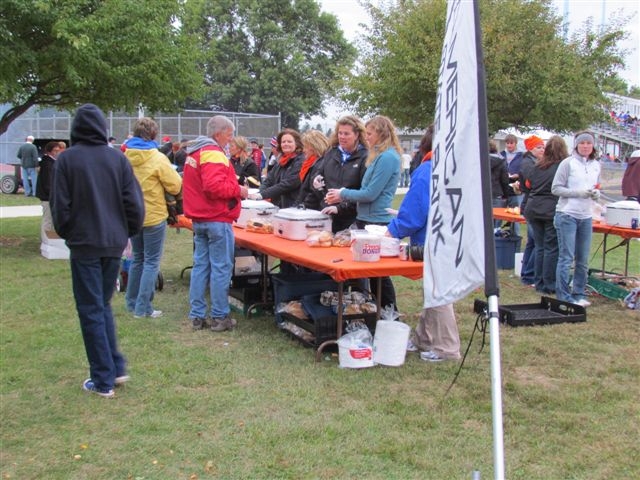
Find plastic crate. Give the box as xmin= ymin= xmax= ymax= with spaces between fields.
xmin=280 ymin=295 xmax=376 ymax=347
xmin=271 ymin=273 xmax=339 ymax=324
xmin=473 ymin=296 xmax=586 ymax=327
xmin=587 ymin=269 xmax=630 ymax=301
xmin=494 ymin=236 xmax=522 ymax=270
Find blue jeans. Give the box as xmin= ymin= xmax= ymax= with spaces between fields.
xmin=554 ymin=212 xmax=592 ymax=302
xmin=520 ymin=223 xmax=536 ymax=284
xmin=126 ymin=222 xmax=166 ymax=316
xmin=22 ymin=167 xmax=37 ymax=196
xmin=70 ymin=257 xmax=126 ymax=392
xmin=529 ymin=217 xmax=558 ymax=293
xmin=399 ymin=169 xmax=410 ymax=188
xmin=189 ymin=221 xmax=234 ymax=319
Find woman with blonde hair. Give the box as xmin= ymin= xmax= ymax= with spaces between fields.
xmin=296 ymin=129 xmax=330 ymax=209
xmin=312 ymin=115 xmax=369 ymax=232
xmin=325 ymin=115 xmax=402 ymax=310
xmin=229 ymin=136 xmax=260 ymax=187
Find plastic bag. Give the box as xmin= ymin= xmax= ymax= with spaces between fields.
xmin=380 ymin=304 xmax=400 ymax=321
xmin=623 ymin=288 xmax=640 ymax=310
xmin=339 ymin=323 xmax=373 ymax=348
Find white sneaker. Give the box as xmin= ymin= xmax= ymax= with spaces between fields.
xmin=574 ymin=299 xmax=591 ymax=307
xmin=420 ymin=350 xmax=444 ymax=362
xmin=115 ymin=375 xmax=130 ymax=386
xmin=134 ymin=310 xmax=163 ymax=319
xmin=406 ymin=339 xmax=418 ymax=352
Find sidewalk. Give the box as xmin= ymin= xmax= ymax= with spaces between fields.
xmin=0 ymin=188 xmax=409 ymax=220
xmin=0 ymin=205 xmax=42 ymax=219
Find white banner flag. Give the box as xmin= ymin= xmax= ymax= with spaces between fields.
xmin=423 ymin=0 xmax=486 ymax=307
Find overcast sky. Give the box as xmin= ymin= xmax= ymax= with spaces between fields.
xmin=318 ymin=0 xmax=639 ymax=87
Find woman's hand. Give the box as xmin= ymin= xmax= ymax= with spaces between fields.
xmin=321 ymin=206 xmax=338 ymax=215
xmin=325 ymin=188 xmax=342 ymax=205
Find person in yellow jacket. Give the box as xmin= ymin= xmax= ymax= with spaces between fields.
xmin=125 ymin=117 xmax=182 ymax=318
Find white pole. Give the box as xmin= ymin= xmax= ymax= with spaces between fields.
xmin=488 ymin=294 xmax=505 ymax=480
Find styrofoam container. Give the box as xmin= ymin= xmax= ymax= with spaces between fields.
xmin=272 ymin=208 xmax=332 ymax=240
xmin=372 ymin=320 xmax=410 ymax=366
xmin=40 ymin=239 xmax=70 ymax=260
xmin=604 ymin=201 xmax=640 ymax=228
xmin=350 ymin=230 xmax=381 ymax=262
xmin=236 ymin=199 xmax=278 ymax=228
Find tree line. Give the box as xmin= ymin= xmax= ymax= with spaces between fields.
xmin=1 ymin=0 xmax=636 ymax=136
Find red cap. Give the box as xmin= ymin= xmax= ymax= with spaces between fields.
xmin=162 ymin=136 xmax=171 ymax=143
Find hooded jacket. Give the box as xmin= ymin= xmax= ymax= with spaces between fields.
xmin=50 ymin=104 xmax=144 ymax=258
xmin=490 ymin=153 xmax=510 ymax=199
xmin=125 ymin=137 xmax=182 ymax=227
xmin=183 ymin=136 xmax=242 ymax=223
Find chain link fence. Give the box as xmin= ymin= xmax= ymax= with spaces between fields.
xmin=0 ymin=106 xmax=281 ymax=163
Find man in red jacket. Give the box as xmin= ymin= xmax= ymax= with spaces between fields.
xmin=183 ymin=116 xmax=248 ymax=331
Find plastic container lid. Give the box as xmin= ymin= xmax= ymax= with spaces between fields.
xmin=274 ymin=207 xmax=330 ymax=221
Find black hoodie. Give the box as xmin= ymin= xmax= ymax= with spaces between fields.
xmin=50 ymin=104 xmax=144 ymax=258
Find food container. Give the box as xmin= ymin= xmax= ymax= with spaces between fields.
xmin=236 ymin=199 xmax=278 ymax=228
xmin=350 ymin=230 xmax=381 ymax=262
xmin=380 ymin=237 xmax=400 ymax=257
xmin=362 ymin=225 xmax=399 ymax=257
xmin=272 ymin=207 xmax=332 ymax=241
xmin=604 ymin=201 xmax=640 ymax=228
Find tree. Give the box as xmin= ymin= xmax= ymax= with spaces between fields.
xmin=0 ymin=0 xmax=204 ymax=135
xmin=182 ymin=0 xmax=357 ymax=129
xmin=346 ymin=0 xmax=632 ymax=133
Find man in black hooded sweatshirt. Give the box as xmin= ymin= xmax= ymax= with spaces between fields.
xmin=51 ymin=104 xmax=144 ymax=398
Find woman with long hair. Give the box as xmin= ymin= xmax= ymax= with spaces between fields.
xmin=325 ymin=115 xmax=402 ymax=310
xmin=386 ymin=124 xmax=461 ymax=362
xmin=551 ymin=131 xmax=601 ymax=307
xmin=521 ymin=135 xmax=568 ymax=294
xmin=229 ymin=136 xmax=260 ymax=187
xmin=296 ymin=129 xmax=330 ymax=209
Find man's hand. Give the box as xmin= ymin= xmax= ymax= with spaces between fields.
xmin=240 ymin=186 xmax=249 ymax=199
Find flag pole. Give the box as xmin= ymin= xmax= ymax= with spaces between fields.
xmin=472 ymin=1 xmax=506 ymax=478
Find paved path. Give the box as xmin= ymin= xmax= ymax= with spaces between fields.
xmin=0 ymin=188 xmax=409 ymax=220
xmin=0 ymin=205 xmax=42 ymax=219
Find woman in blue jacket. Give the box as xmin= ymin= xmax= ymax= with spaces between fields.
xmin=325 ymin=115 xmax=401 ymax=310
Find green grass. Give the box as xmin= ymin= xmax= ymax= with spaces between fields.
xmin=1 ymin=209 xmax=639 ymax=479
xmin=0 ymin=193 xmax=41 ymax=207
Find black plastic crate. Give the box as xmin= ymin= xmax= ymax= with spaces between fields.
xmin=473 ymin=296 xmax=586 ymax=327
xmin=271 ymin=273 xmax=339 ymax=324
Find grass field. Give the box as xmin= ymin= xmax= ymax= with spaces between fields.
xmin=1 ymin=194 xmax=639 ymax=479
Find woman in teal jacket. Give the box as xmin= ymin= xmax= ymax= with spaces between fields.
xmin=325 ymin=115 xmax=402 ymax=309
